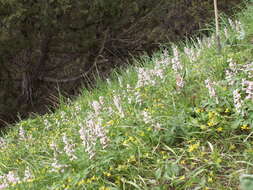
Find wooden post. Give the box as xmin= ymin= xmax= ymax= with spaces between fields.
xmin=214 ymin=0 xmax=221 ymax=54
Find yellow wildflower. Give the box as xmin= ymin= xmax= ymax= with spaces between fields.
xmin=188 ymin=142 xmax=200 ymax=152
xmin=200 ymin=125 xmax=207 ymax=130
xmin=179 ymin=175 xmax=185 ymax=180
xmin=103 ymin=172 xmax=111 ymax=177
xmin=207 ymin=121 xmax=215 ymax=127
xmin=99 ymin=186 xmax=110 ymax=190
xmin=216 ymin=127 xmax=223 ymax=132
xmin=241 ymin=124 xmax=250 ymax=130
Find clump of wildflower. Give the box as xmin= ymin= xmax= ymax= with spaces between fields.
xmin=172 ymin=46 xmax=183 ymax=72
xmin=172 ymin=46 xmax=185 ymax=90
xmin=242 ymin=62 xmax=253 ymax=78
xmin=242 ymin=80 xmax=253 ymax=100
xmin=225 ymin=58 xmax=238 ymax=86
xmin=223 ymin=27 xmax=229 ymax=39
xmin=0 ymin=137 xmax=6 ymax=148
xmin=50 ymin=142 xmax=62 ymax=156
xmin=91 ymin=100 xmax=102 ymax=116
xmin=44 ymin=119 xmax=52 ymax=130
xmin=156 ymin=49 xmax=171 ymax=67
xmin=233 ymin=89 xmax=243 ymax=113
xmin=62 ymin=133 xmax=77 ymax=160
xmin=6 ymin=171 xmax=21 ymax=185
xmin=113 ymin=95 xmax=124 ymax=117
xmin=141 ymin=111 xmax=152 ymax=124
xmin=79 ymin=118 xmax=109 ymax=159
xmin=19 ymin=126 xmax=26 ymax=140
xmin=79 ymin=123 xmax=96 ymax=159
xmin=205 ymin=79 xmax=219 ymax=104
xmin=51 ymin=157 xmax=68 ymax=173
xmin=23 ymin=168 xmax=34 ymax=182
xmin=184 ymin=47 xmax=200 ymax=62
xmin=228 ymin=19 xmax=245 ymax=40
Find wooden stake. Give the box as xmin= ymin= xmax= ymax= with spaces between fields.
xmin=214 ymin=0 xmax=221 ymax=54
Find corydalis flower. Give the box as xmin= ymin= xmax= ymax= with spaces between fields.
xmin=176 ymin=74 xmax=185 ymax=90
xmin=184 ymin=47 xmax=200 ymax=63
xmin=228 ymin=19 xmax=245 ymax=40
xmin=6 ymin=171 xmax=20 ymax=185
xmin=225 ymin=58 xmax=238 ymax=86
xmin=91 ymin=100 xmax=102 ymax=116
xmin=19 ymin=126 xmax=26 ymax=140
xmin=79 ymin=125 xmax=95 ymax=159
xmin=79 ymin=118 xmax=109 ymax=159
xmin=113 ymin=95 xmax=124 ymax=117
xmin=23 ymin=168 xmax=33 ymax=182
xmin=242 ymin=80 xmax=253 ymax=100
xmin=172 ymin=46 xmax=185 ymax=91
xmin=51 ymin=157 xmax=68 ymax=173
xmin=136 ymin=68 xmax=155 ymax=88
xmin=0 ymin=137 xmax=6 ymax=149
xmin=62 ymin=133 xmax=77 ymax=160
xmin=205 ymin=79 xmax=218 ymax=103
xmin=233 ymin=89 xmax=243 ymax=113
xmin=141 ymin=111 xmax=152 ymax=124
xmin=136 ymin=67 xmax=164 ymax=88
xmin=172 ymin=46 xmax=183 ymax=72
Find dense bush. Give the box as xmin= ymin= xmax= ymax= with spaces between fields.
xmin=0 ymin=0 xmax=243 ymax=126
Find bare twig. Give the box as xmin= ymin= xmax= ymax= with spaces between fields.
xmin=214 ymin=0 xmax=221 ymax=54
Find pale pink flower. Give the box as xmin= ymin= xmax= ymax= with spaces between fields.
xmin=113 ymin=95 xmax=124 ymax=117
xmin=62 ymin=133 xmax=77 ymax=160
xmin=91 ymin=101 xmax=102 ymax=116
xmin=51 ymin=158 xmax=68 ymax=173
xmin=233 ymin=89 xmax=243 ymax=113
xmin=141 ymin=111 xmax=152 ymax=124
xmin=19 ymin=127 xmax=25 ymax=140
xmin=6 ymin=171 xmax=20 ymax=185
xmin=172 ymin=46 xmax=183 ymax=72
xmin=205 ymin=79 xmax=218 ymax=103
xmin=242 ymin=80 xmax=253 ymax=100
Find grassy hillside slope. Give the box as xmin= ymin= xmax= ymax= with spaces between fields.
xmin=0 ymin=2 xmax=253 ymax=190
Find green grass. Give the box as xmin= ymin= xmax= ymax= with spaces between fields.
xmin=1 ymin=2 xmax=253 ymax=190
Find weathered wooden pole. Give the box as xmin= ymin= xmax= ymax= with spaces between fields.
xmin=214 ymin=0 xmax=221 ymax=54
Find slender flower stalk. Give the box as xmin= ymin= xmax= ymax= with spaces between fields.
xmin=113 ymin=95 xmax=125 ymax=117
xmin=233 ymin=89 xmax=243 ymax=113
xmin=19 ymin=127 xmax=26 ymax=140
xmin=205 ymin=79 xmax=219 ymax=103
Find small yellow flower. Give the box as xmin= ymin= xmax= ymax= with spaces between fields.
xmin=241 ymin=124 xmax=250 ymax=130
xmin=188 ymin=142 xmax=200 ymax=152
xmin=139 ymin=131 xmax=145 ymax=137
xmin=229 ymin=144 xmax=236 ymax=150
xmin=208 ymin=177 xmax=213 ymax=182
xmin=195 ymin=108 xmax=202 ymax=113
xmin=102 ymin=171 xmax=110 ymax=176
xmin=180 ymin=160 xmax=186 ymax=165
xmin=216 ymin=127 xmax=223 ymax=132
xmin=207 ymin=121 xmax=215 ymax=127
xmin=179 ymin=175 xmax=185 ymax=180
xmin=99 ymin=186 xmax=110 ymax=190
xmin=225 ymin=108 xmax=230 ymax=113
xmin=200 ymin=125 xmax=207 ymax=130
xmin=77 ymin=179 xmax=86 ymax=186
